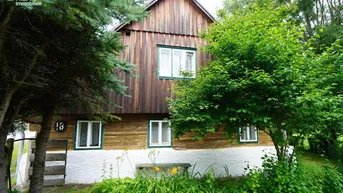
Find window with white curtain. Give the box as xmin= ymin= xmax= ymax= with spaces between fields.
xmin=158 ymin=46 xmax=196 ymax=78
xmin=149 ymin=120 xmax=171 ymax=147
xmin=239 ymin=126 xmax=258 ymax=142
xmin=75 ymin=120 xmax=102 ymax=149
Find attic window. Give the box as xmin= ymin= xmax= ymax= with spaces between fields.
xmin=125 ymin=30 xmax=131 ymax=36
xmin=158 ymin=46 xmax=196 ymax=79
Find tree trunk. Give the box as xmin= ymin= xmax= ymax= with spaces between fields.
xmin=29 ymin=107 xmax=55 ymax=193
xmin=268 ymin=129 xmax=289 ymax=163
xmin=0 ymin=99 xmax=23 ymax=193
xmin=0 ymin=125 xmax=9 ymax=192
xmin=330 ymin=127 xmax=338 ymax=141
xmin=0 ymin=5 xmax=15 ymax=64
xmin=288 ymin=137 xmax=299 ymax=165
xmin=304 ymin=12 xmax=313 ymax=39
xmin=6 ymin=139 xmax=14 ymax=192
xmin=0 ymin=90 xmax=15 ymax=131
xmin=0 ymin=6 xmax=15 ymax=127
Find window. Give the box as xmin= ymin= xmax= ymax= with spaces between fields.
xmin=75 ymin=120 xmax=103 ymax=149
xmin=158 ymin=46 xmax=196 ymax=78
xmin=239 ymin=126 xmax=258 ymax=142
xmin=149 ymin=120 xmax=171 ymax=147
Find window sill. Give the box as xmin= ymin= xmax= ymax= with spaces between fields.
xmin=158 ymin=76 xmax=195 ymax=80
xmin=74 ymin=147 xmax=102 ymax=150
xmin=239 ymin=140 xmax=258 ymax=144
xmin=148 ymin=145 xmax=172 ymax=148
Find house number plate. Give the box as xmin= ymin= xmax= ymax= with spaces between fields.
xmin=54 ymin=121 xmax=67 ymax=132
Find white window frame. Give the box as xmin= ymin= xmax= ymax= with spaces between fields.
xmin=149 ymin=120 xmax=172 ymax=147
xmin=239 ymin=126 xmax=258 ymax=142
xmin=75 ymin=120 xmax=103 ymax=149
xmin=159 ymin=48 xmax=172 ymax=77
xmin=158 ymin=46 xmax=196 ymax=79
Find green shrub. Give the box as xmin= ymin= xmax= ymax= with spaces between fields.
xmin=90 ymin=154 xmax=343 ymax=193
xmin=243 ymin=154 xmax=343 ymax=193
xmin=243 ymin=159 xmax=309 ymax=193
xmin=9 ymin=189 xmax=20 ymax=193
xmin=322 ymin=166 xmax=343 ymax=193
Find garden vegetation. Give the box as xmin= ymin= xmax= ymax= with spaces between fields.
xmin=48 ymin=153 xmax=343 ymax=193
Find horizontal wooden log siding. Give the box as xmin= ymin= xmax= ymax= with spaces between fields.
xmin=29 ymin=116 xmax=76 ymax=150
xmin=30 ymin=114 xmax=274 ymax=150
xmin=173 ymin=130 xmax=273 ymax=149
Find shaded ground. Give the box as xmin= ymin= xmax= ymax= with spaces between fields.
xmin=297 ymin=150 xmax=334 ymax=166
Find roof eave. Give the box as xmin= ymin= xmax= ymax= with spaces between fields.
xmin=192 ymin=0 xmax=215 ymax=22
xmin=114 ymin=0 xmax=215 ymax=32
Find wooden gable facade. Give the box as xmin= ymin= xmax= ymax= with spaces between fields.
xmin=31 ymin=0 xmax=274 ymax=150
xmin=106 ymin=0 xmax=213 ymax=114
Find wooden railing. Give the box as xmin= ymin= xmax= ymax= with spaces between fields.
xmin=29 ymin=139 xmax=68 ymax=187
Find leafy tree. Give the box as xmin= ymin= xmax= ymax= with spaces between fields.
xmin=296 ymin=0 xmax=343 ymax=43
xmin=169 ymin=1 xmax=343 ymax=163
xmin=221 ymin=0 xmax=343 ymax=52
xmin=220 ymin=0 xmax=255 ymax=16
xmin=222 ymin=0 xmax=343 ymax=157
xmin=0 ymin=0 xmax=146 ymax=192
xmin=0 ymin=3 xmax=51 ymax=191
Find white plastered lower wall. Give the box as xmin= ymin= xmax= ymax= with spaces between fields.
xmin=65 ymin=146 xmax=275 ymax=184
xmin=17 ymin=146 xmax=275 ymax=185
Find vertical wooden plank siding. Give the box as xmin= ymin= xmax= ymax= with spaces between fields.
xmin=139 ymin=31 xmax=146 ymax=113
xmin=134 ymin=31 xmax=140 ymax=112
xmin=153 ymin=33 xmax=159 ymax=112
xmin=124 ymin=0 xmax=212 ymax=35
xmin=108 ymin=0 xmax=212 ymax=114
xmin=112 ymin=33 xmax=210 ymax=114
xmin=146 ymin=33 xmax=152 ymax=112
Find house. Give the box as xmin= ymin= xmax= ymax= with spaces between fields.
xmin=23 ymin=0 xmax=274 ymax=184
